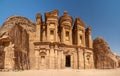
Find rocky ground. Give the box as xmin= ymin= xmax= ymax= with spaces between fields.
xmin=0 ymin=68 xmax=120 ymax=76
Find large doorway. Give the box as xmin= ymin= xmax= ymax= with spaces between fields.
xmin=65 ymin=55 xmax=71 ymax=67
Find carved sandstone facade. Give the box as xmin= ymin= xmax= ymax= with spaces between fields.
xmin=0 ymin=10 xmax=94 ymax=70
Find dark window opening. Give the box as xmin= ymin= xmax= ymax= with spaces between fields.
xmin=50 ymin=30 xmax=54 ymax=35
xmin=41 ymin=56 xmax=45 ymax=59
xmin=66 ymin=31 xmax=69 ymax=37
xmin=80 ymin=35 xmax=82 ymax=40
xmin=80 ymin=35 xmax=82 ymax=44
xmin=65 ymin=55 xmax=71 ymax=67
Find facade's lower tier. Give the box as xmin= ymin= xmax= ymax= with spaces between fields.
xmin=33 ymin=42 xmax=94 ymax=69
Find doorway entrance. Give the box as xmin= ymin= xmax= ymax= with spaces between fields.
xmin=65 ymin=55 xmax=71 ymax=67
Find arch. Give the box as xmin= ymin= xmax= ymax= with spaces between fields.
xmin=39 ymin=52 xmax=46 ymax=56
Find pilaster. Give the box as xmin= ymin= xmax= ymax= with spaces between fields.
xmin=55 ymin=49 xmax=58 ymax=69
xmin=78 ymin=48 xmax=84 ymax=69
xmin=49 ymin=46 xmax=55 ymax=69
xmin=46 ymin=49 xmax=50 ymax=69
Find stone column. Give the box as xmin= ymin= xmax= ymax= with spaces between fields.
xmin=78 ymin=48 xmax=84 ymax=69
xmin=42 ymin=30 xmax=46 ymax=41
xmin=49 ymin=46 xmax=55 ymax=69
xmin=73 ymin=53 xmax=75 ymax=69
xmin=84 ymin=49 xmax=87 ymax=69
xmin=47 ymin=22 xmax=50 ymax=42
xmin=46 ymin=49 xmax=50 ymax=69
xmin=77 ymin=31 xmax=79 ymax=45
xmin=89 ymin=35 xmax=93 ymax=48
xmin=62 ymin=27 xmax=65 ymax=43
xmin=70 ymin=28 xmax=72 ymax=45
xmin=61 ymin=50 xmax=64 ymax=69
xmin=63 ymin=53 xmax=65 ymax=69
xmin=35 ymin=50 xmax=39 ymax=69
xmin=55 ymin=23 xmax=58 ymax=42
xmin=54 ymin=49 xmax=58 ymax=69
xmin=57 ymin=50 xmax=60 ymax=69
xmin=71 ymin=55 xmax=74 ymax=69
xmin=83 ymin=31 xmax=86 ymax=47
xmin=74 ymin=52 xmax=78 ymax=69
xmin=36 ymin=24 xmax=41 ymax=41
xmin=90 ymin=52 xmax=94 ymax=68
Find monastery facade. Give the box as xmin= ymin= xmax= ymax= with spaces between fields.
xmin=0 ymin=10 xmax=94 ymax=70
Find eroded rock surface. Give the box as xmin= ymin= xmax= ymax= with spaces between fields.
xmin=93 ymin=37 xmax=119 ymax=69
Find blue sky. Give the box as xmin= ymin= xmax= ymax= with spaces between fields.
xmin=0 ymin=0 xmax=120 ymax=55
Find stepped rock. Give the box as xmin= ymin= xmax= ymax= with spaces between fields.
xmin=93 ymin=37 xmax=119 ymax=69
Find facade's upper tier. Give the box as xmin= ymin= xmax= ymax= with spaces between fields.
xmin=0 ymin=10 xmax=92 ymax=48
xmin=36 ymin=10 xmax=85 ymax=28
xmin=35 ymin=10 xmax=92 ymax=48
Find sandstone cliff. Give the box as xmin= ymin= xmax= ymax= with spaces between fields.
xmin=0 ymin=16 xmax=35 ymax=70
xmin=0 ymin=45 xmax=5 ymax=69
xmin=93 ymin=37 xmax=119 ymax=69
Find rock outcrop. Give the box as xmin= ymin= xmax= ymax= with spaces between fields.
xmin=0 ymin=45 xmax=5 ymax=69
xmin=0 ymin=16 xmax=35 ymax=70
xmin=93 ymin=37 xmax=119 ymax=69
xmin=116 ymin=56 xmax=120 ymax=67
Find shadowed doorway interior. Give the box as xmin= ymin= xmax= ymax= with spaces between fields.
xmin=65 ymin=55 xmax=71 ymax=67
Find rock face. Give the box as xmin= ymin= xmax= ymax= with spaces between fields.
xmin=0 ymin=45 xmax=5 ymax=69
xmin=93 ymin=37 xmax=119 ymax=69
xmin=0 ymin=16 xmax=35 ymax=70
xmin=116 ymin=56 xmax=120 ymax=67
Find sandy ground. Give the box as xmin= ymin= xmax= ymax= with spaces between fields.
xmin=0 ymin=68 xmax=120 ymax=76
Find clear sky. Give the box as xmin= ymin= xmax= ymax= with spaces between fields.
xmin=0 ymin=0 xmax=120 ymax=55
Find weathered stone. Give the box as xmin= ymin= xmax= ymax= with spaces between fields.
xmin=0 ymin=10 xmax=119 ymax=70
xmin=93 ymin=37 xmax=119 ymax=69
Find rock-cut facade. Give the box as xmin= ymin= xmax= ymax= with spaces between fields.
xmin=0 ymin=10 xmax=94 ymax=70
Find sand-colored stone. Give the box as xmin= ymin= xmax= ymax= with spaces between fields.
xmin=0 ymin=10 xmax=119 ymax=70
xmin=93 ymin=37 xmax=119 ymax=69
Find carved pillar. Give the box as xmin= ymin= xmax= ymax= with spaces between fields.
xmin=42 ymin=29 xmax=46 ymax=41
xmin=85 ymin=27 xmax=93 ymax=48
xmin=62 ymin=27 xmax=65 ymax=43
xmin=46 ymin=49 xmax=50 ymax=69
xmin=73 ymin=53 xmax=75 ymax=69
xmin=54 ymin=49 xmax=58 ymax=69
xmin=83 ymin=31 xmax=86 ymax=47
xmin=47 ymin=23 xmax=50 ymax=42
xmin=71 ymin=54 xmax=74 ymax=69
xmin=61 ymin=50 xmax=64 ymax=69
xmin=84 ymin=49 xmax=87 ymax=69
xmin=55 ymin=23 xmax=58 ymax=42
xmin=36 ymin=13 xmax=42 ymax=41
xmin=49 ymin=46 xmax=55 ymax=69
xmin=89 ymin=35 xmax=93 ymax=48
xmin=74 ymin=52 xmax=78 ymax=69
xmin=70 ymin=28 xmax=72 ymax=45
xmin=78 ymin=48 xmax=84 ymax=69
xmin=90 ymin=52 xmax=94 ymax=68
xmin=35 ymin=50 xmax=39 ymax=69
xmin=63 ymin=52 xmax=65 ymax=69
xmin=57 ymin=50 xmax=61 ymax=69
xmin=77 ymin=31 xmax=79 ymax=45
